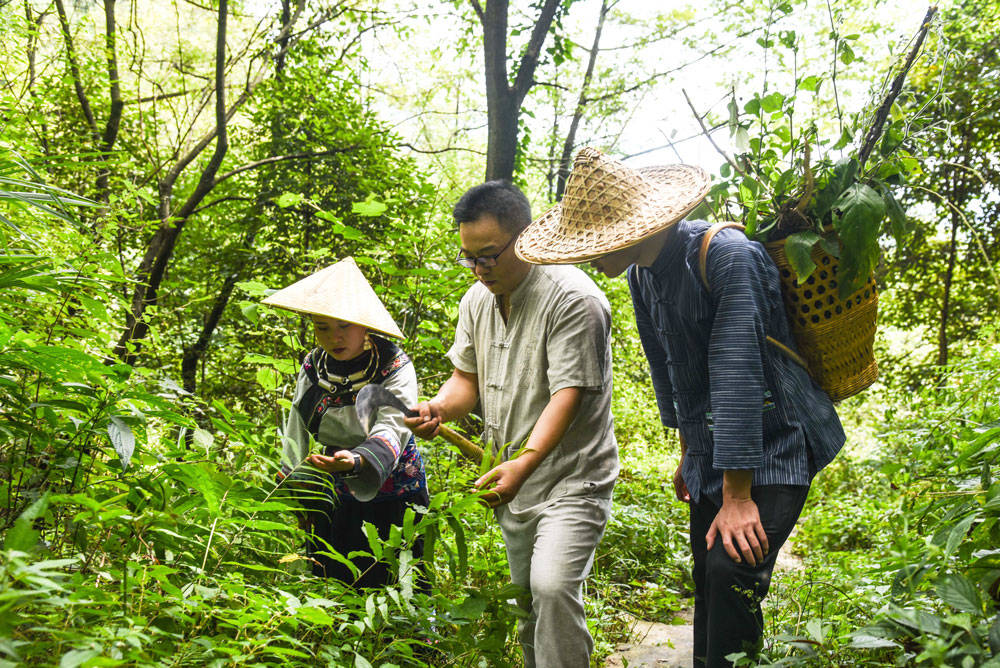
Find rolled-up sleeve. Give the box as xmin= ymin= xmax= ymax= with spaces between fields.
xmin=706 ymin=235 xmax=768 ymax=470
xmin=546 ymin=295 xmax=610 ymax=394
xmin=446 ymin=292 xmax=477 ymax=374
xmin=628 ymin=267 xmax=678 ymax=428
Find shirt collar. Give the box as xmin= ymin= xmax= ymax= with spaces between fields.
xmin=494 ymin=264 xmax=539 ymax=313
xmin=648 ymin=221 xmax=688 ymax=278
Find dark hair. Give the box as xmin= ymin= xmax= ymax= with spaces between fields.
xmin=452 ymin=181 xmax=532 ymax=234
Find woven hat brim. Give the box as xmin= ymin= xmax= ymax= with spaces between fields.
xmin=516 ymin=164 xmax=711 ymax=265
xmin=261 ymin=258 xmax=405 ymax=339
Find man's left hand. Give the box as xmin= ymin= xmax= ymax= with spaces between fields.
xmin=474 ymin=459 xmax=530 ymax=508
xmin=705 ymin=496 xmax=769 ymax=566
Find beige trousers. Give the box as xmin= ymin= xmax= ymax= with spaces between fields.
xmin=496 ymin=495 xmax=612 ymax=668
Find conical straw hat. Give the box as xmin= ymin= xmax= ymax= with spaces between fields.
xmin=262 ymin=257 xmax=404 ymax=339
xmin=516 ymin=147 xmax=711 ymax=264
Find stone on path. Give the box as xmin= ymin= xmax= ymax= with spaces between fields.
xmin=604 ymin=611 xmax=694 ymax=668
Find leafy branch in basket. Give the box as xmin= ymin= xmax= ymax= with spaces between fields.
xmin=695 ymin=5 xmax=939 ymax=298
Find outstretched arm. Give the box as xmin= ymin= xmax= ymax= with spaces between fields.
xmin=404 ymin=367 xmax=479 ymax=439
xmin=474 ymin=386 xmax=583 ymax=507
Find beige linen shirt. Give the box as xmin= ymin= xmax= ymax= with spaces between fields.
xmin=447 ymin=265 xmax=619 ymax=515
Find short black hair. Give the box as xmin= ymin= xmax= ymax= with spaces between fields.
xmin=452 ymin=181 xmax=532 ymax=235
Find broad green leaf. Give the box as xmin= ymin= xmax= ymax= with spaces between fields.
xmin=784 ymin=231 xmax=821 ymax=283
xmin=989 ymin=614 xmax=1000 ymax=654
xmin=832 ymin=182 xmax=884 ymax=296
xmin=239 ymin=301 xmax=259 ymax=322
xmin=832 ymin=127 xmax=853 ymax=151
xmin=760 ymin=92 xmax=785 ymax=113
xmin=799 ymin=75 xmax=822 ymax=92
xmin=275 ymin=192 xmax=304 ymax=208
xmin=452 ymin=594 xmax=488 ymax=619
xmin=107 ymin=416 xmax=135 ymax=470
xmin=883 ymin=188 xmax=909 ymax=242
xmin=806 ymin=619 xmax=825 ymax=643
xmin=839 ymin=41 xmax=856 ymax=65
xmin=352 ymin=198 xmax=387 ymax=217
xmin=363 ymin=522 xmax=383 ymax=559
xmin=4 ymin=492 xmax=50 ymax=552
xmin=888 ymin=608 xmax=944 ymax=635
xmin=236 ymin=280 xmax=271 ymax=297
xmin=296 ymin=605 xmax=333 ymax=625
xmin=193 ymin=428 xmax=214 ymax=451
xmin=850 ymin=633 xmax=899 ymax=649
xmin=256 ymin=367 xmax=281 ymax=391
xmin=354 ymin=654 xmax=373 ymax=668
xmin=733 ymin=127 xmax=750 ymax=153
xmin=945 ymin=514 xmax=977 ymax=555
xmin=60 ymin=649 xmax=99 ymax=668
xmin=935 ymin=574 xmax=982 ymax=613
xmin=812 ymin=159 xmax=858 ymax=220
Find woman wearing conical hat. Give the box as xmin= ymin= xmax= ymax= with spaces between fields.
xmin=263 ymin=257 xmax=428 ymax=587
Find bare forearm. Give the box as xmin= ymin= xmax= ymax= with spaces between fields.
xmin=474 ymin=386 xmax=584 ymax=507
xmin=516 ymin=387 xmax=583 ymax=474
xmin=722 ymin=469 xmax=754 ymax=501
xmin=433 ymin=368 xmax=479 ymax=422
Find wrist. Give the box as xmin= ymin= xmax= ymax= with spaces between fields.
xmin=722 ymin=469 xmax=754 ymax=501
xmin=429 ymin=397 xmax=448 ymax=423
xmin=342 ymin=451 xmax=363 ymax=478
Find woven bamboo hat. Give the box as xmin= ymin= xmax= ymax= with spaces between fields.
xmin=516 ymin=147 xmax=711 ymax=264
xmin=261 ymin=257 xmax=404 ymax=339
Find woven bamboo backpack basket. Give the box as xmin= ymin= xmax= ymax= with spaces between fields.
xmin=700 ymin=222 xmax=879 ymax=402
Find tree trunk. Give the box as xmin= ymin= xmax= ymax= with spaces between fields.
xmin=113 ymin=0 xmax=230 ymax=364
xmin=555 ymin=0 xmax=611 ymax=200
xmin=476 ymin=0 xmax=564 ymax=182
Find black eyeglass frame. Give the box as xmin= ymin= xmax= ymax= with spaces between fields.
xmin=454 ymin=233 xmax=519 ymax=269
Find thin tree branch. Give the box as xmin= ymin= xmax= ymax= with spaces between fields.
xmin=469 ymin=0 xmax=484 ymax=24
xmin=189 ymin=195 xmax=254 ymax=217
xmin=54 ymin=0 xmax=98 ymax=141
xmin=395 ymin=143 xmax=486 ymax=156
xmin=210 ymin=148 xmax=362 ymax=188
xmin=512 ymin=0 xmax=562 ymax=101
xmin=683 ymin=88 xmax=749 ymax=180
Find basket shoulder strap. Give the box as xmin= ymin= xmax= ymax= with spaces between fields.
xmin=698 ymin=222 xmax=746 ymax=292
xmin=697 ymin=222 xmax=812 ymax=373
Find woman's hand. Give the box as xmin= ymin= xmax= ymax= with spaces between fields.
xmin=306 ymin=450 xmax=356 ymax=474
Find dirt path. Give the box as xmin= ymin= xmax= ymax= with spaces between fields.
xmin=604 ymin=545 xmax=804 ymax=667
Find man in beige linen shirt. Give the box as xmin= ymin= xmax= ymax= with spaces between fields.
xmin=406 ymin=181 xmax=618 ymax=667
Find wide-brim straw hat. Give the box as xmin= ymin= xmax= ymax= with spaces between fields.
xmin=516 ymin=147 xmax=711 ymax=264
xmin=261 ymin=257 xmax=404 ymax=339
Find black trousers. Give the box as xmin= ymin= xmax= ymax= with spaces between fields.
xmin=690 ymin=484 xmax=809 ymax=667
xmin=303 ymin=484 xmax=429 ymax=590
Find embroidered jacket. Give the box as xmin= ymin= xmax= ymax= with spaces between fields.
xmin=280 ymin=335 xmax=427 ymax=503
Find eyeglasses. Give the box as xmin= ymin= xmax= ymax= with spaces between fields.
xmin=454 ymin=233 xmax=518 ymax=269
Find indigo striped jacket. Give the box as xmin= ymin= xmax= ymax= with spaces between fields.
xmin=628 ymin=220 xmax=845 ymax=503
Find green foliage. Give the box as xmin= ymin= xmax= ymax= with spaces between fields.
xmin=705 ymin=10 xmax=936 ymax=298
xmin=743 ymin=333 xmax=1000 ymax=666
